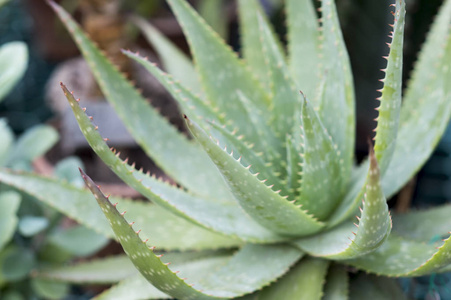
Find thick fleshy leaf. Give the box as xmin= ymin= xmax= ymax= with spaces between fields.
xmin=383 ymin=0 xmax=451 ymax=197
xmin=298 ymin=98 xmax=344 ymax=220
xmin=286 ymin=136 xmax=302 ymax=196
xmin=36 ymin=255 xmax=136 ymax=284
xmin=250 ymin=257 xmax=329 ymax=300
xmin=286 ymin=0 xmax=320 ymax=99
xmin=185 ymin=116 xmax=324 ymax=236
xmin=131 ymin=16 xmax=202 ymax=94
xmin=166 ymin=0 xmax=271 ymax=144
xmin=49 ymin=1 xmax=232 ymax=202
xmin=294 ymin=149 xmax=391 ymax=259
xmin=0 ymin=119 xmax=13 ymax=166
xmin=318 ymin=0 xmax=355 ymax=186
xmin=349 ymin=273 xmax=407 ymax=300
xmin=322 ymin=264 xmax=348 ymax=300
xmin=81 ymin=171 xmax=303 ymax=299
xmin=198 ymin=0 xmax=228 ymax=39
xmin=373 ymin=0 xmax=405 ymax=175
xmin=392 ymin=205 xmax=451 ymax=242
xmin=344 ymin=234 xmax=451 ymax=277
xmin=0 ymin=42 xmax=28 ymax=102
xmin=0 ymin=170 xmax=241 ymax=251
xmin=0 ymin=191 xmax=21 ymax=250
xmin=6 ymin=125 xmax=58 ymax=167
xmin=60 ymin=83 xmax=283 ymax=243
xmin=31 ymin=278 xmax=69 ymax=300
xmin=238 ymin=0 xmax=281 ymax=94
xmin=18 ymin=216 xmax=49 ymax=237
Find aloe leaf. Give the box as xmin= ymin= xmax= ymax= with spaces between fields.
xmin=345 ymin=234 xmax=451 ymax=277
xmin=257 ymin=14 xmax=300 ymax=145
xmin=392 ymin=205 xmax=451 ymax=242
xmin=131 ymin=16 xmax=202 ymax=94
xmin=0 ymin=170 xmax=241 ymax=250
xmin=49 ymin=1 xmax=230 ymax=202
xmin=295 ymin=149 xmax=391 ymax=259
xmin=383 ymin=0 xmax=451 ymax=197
xmin=237 ymin=0 xmax=282 ymax=94
xmin=82 ymin=171 xmax=303 ymax=299
xmin=286 ymin=0 xmax=320 ymax=99
xmin=18 ymin=216 xmax=49 ymax=237
xmin=0 ymin=191 xmax=21 ymax=250
xmin=373 ymin=0 xmax=405 ymax=175
xmin=286 ymin=136 xmax=302 ymax=196
xmin=36 ymin=255 xmax=137 ymax=284
xmin=318 ymin=0 xmax=355 ymax=186
xmin=0 ymin=42 xmax=28 ymax=102
xmin=60 ymin=83 xmax=283 ymax=243
xmin=349 ymin=273 xmax=407 ymax=300
xmin=0 ymin=119 xmax=13 ymax=166
xmin=166 ymin=0 xmax=271 ymax=140
xmin=6 ymin=125 xmax=58 ymax=167
xmin=31 ymin=278 xmax=69 ymax=300
xmin=198 ymin=0 xmax=227 ymax=39
xmin=252 ymin=257 xmax=329 ymax=300
xmin=298 ymin=98 xmax=344 ymax=220
xmin=185 ymin=115 xmax=325 ymax=236
xmin=322 ymin=264 xmax=348 ymax=300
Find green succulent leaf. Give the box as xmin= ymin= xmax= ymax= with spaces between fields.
xmin=131 ymin=16 xmax=202 ymax=94
xmin=345 ymin=234 xmax=451 ymax=277
xmin=318 ymin=0 xmax=355 ymax=186
xmin=0 ymin=170 xmax=240 ymax=250
xmin=60 ymin=83 xmax=283 ymax=243
xmin=198 ymin=0 xmax=228 ymax=39
xmin=374 ymin=0 xmax=405 ymax=175
xmin=286 ymin=0 xmax=320 ymax=99
xmin=349 ymin=273 xmax=407 ymax=300
xmin=250 ymin=257 xmax=329 ymax=300
xmin=185 ymin=115 xmax=325 ymax=236
xmin=50 ymin=1 xmax=232 ymax=202
xmin=81 ymin=171 xmax=303 ymax=299
xmin=0 ymin=191 xmax=21 ymax=250
xmin=36 ymin=255 xmax=137 ymax=284
xmin=18 ymin=216 xmax=49 ymax=237
xmin=0 ymin=119 xmax=13 ymax=166
xmin=298 ymin=98 xmax=344 ymax=220
xmin=294 ymin=149 xmax=391 ymax=259
xmin=383 ymin=0 xmax=451 ymax=197
xmin=286 ymin=136 xmax=303 ymax=196
xmin=0 ymin=42 xmax=28 ymax=102
xmin=31 ymin=278 xmax=70 ymax=300
xmin=322 ymin=264 xmax=348 ymax=300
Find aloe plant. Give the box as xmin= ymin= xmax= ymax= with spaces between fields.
xmin=2 ymin=0 xmax=451 ymax=298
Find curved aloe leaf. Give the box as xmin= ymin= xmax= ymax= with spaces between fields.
xmin=0 ymin=191 xmax=21 ymax=251
xmin=61 ymin=83 xmax=285 ymax=243
xmin=295 ymin=149 xmax=391 ymax=259
xmin=185 ymin=116 xmax=325 ymax=236
xmin=286 ymin=136 xmax=303 ymax=196
xmin=0 ymin=170 xmax=240 ymax=251
xmin=319 ymin=0 xmax=355 ymax=186
xmin=286 ymin=0 xmax=320 ymax=99
xmin=82 ymin=171 xmax=303 ymax=299
xmin=373 ymin=0 xmax=405 ymax=175
xmin=323 ymin=264 xmax=348 ymax=300
xmin=383 ymin=0 xmax=451 ymax=197
xmin=298 ymin=98 xmax=344 ymax=219
xmin=0 ymin=42 xmax=28 ymax=102
xmin=345 ymin=234 xmax=451 ymax=277
xmin=131 ymin=16 xmax=202 ymax=94
xmin=252 ymin=257 xmax=329 ymax=300
xmin=49 ymin=1 xmax=232 ymax=202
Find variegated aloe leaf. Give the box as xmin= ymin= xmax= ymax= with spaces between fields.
xmin=294 ymin=148 xmax=391 ymax=259
xmin=344 ymin=234 xmax=451 ymax=277
xmin=60 ymin=83 xmax=285 ymax=243
xmin=81 ymin=170 xmax=303 ymax=299
xmin=0 ymin=191 xmax=21 ymax=251
xmin=49 ymin=1 xmax=232 ymax=202
xmin=131 ymin=16 xmax=202 ymax=94
xmin=0 ymin=170 xmax=240 ymax=251
xmin=286 ymin=0 xmax=320 ymax=100
xmin=185 ymin=116 xmax=325 ymax=236
xmin=0 ymin=42 xmax=28 ymax=101
xmin=298 ymin=98 xmax=344 ymax=219
xmin=383 ymin=0 xmax=451 ymax=197
xmin=322 ymin=264 xmax=348 ymax=300
xmin=373 ymin=0 xmax=405 ymax=175
xmin=318 ymin=0 xmax=355 ymax=185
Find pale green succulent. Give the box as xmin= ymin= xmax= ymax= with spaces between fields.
xmin=1 ymin=0 xmax=451 ymax=298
